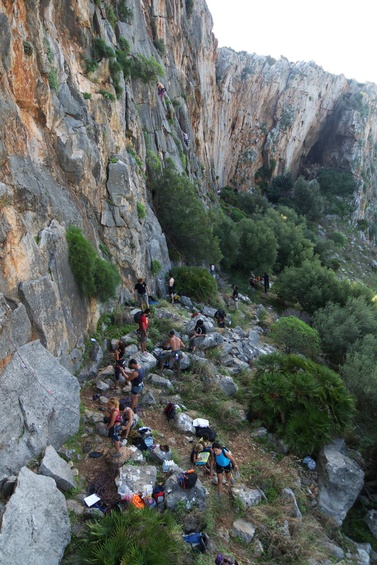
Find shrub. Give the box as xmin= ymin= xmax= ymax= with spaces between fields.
xmin=313 ymin=296 xmax=377 ymax=364
xmin=48 ymin=68 xmax=58 ymax=92
xmin=153 ymin=160 xmax=222 ymax=264
xmin=270 ymin=316 xmax=320 ymax=358
xmin=172 ymin=266 xmax=217 ymax=302
xmin=249 ymin=353 xmax=355 ymax=456
xmin=151 ymin=259 xmax=162 ymax=275
xmin=137 ymin=202 xmax=146 ymax=220
xmin=118 ymin=36 xmax=130 ymax=54
xmin=265 ymin=172 xmax=293 ymax=204
xmin=23 ymin=41 xmax=33 ymax=56
xmin=109 ymin=58 xmax=123 ymax=98
xmin=154 ymin=38 xmax=166 ymax=56
xmin=92 ymin=38 xmax=115 ymax=60
xmin=79 ymin=506 xmax=189 ymax=564
xmin=118 ymin=0 xmax=133 ymax=22
xmin=82 ymin=92 xmax=92 ymax=100
xmin=234 ymin=217 xmax=277 ymax=274
xmin=116 ymin=48 xmax=132 ymax=78
xmin=85 ymin=59 xmax=99 ymax=73
xmin=66 ymin=226 xmax=120 ymax=302
xmin=292 ymin=177 xmax=324 ymax=222
xmin=105 ymin=3 xmax=117 ymax=28
xmin=131 ymin=54 xmax=164 ymax=83
xmin=185 ymin=0 xmax=194 ymax=16
xmin=98 ymin=89 xmax=116 ymax=101
xmin=328 ymin=231 xmax=347 ymax=246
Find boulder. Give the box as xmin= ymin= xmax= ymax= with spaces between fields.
xmin=173 ymin=413 xmax=195 ymax=434
xmin=141 ymin=391 xmax=157 ymax=406
xmin=202 ymin=306 xmax=217 ymax=317
xmin=117 ymin=464 xmax=157 ymax=493
xmin=0 ymin=340 xmax=80 ymax=477
xmin=216 ymin=375 xmax=238 ymax=396
xmin=0 ymin=295 xmax=31 ymax=363
xmin=317 ymin=442 xmax=365 ymax=525
xmin=231 ymin=485 xmax=264 ymax=509
xmin=164 ymin=473 xmax=206 ymax=511
xmin=39 ymin=445 xmax=76 ymax=491
xmin=365 ymin=510 xmax=377 ymax=539
xmin=231 ymin=519 xmax=256 ymax=544
xmin=179 ymin=296 xmax=193 ymax=308
xmin=130 ymin=351 xmax=157 ymax=371
xmin=0 ymin=467 xmax=70 ymax=565
xmin=150 ymin=374 xmax=173 ymax=388
xmin=281 ymin=487 xmax=302 ymax=519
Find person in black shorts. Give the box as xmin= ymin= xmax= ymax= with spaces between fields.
xmin=134 ymin=277 xmax=149 ymax=310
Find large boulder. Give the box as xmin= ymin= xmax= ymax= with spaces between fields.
xmin=0 ymin=467 xmax=70 ymax=565
xmin=164 ymin=473 xmax=207 ymax=511
xmin=317 ymin=442 xmax=365 ymax=525
xmin=39 ymin=445 xmax=76 ymax=491
xmin=173 ymin=412 xmax=195 ymax=434
xmin=0 ymin=340 xmax=80 ymax=478
xmin=117 ymin=464 xmax=157 ymax=493
xmin=0 ymin=294 xmax=31 ymax=362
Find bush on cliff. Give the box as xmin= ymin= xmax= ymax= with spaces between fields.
xmin=66 ymin=226 xmax=120 ymax=302
xmin=249 ymin=353 xmax=355 ymax=456
xmin=171 ymin=266 xmax=217 ymax=302
xmin=153 ymin=160 xmax=222 ymax=264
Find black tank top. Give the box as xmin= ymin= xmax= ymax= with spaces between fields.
xmin=133 ymin=367 xmax=145 ymax=386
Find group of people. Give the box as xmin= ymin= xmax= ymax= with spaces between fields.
xmin=249 ymin=272 xmax=270 ymax=293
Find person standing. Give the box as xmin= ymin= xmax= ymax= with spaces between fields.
xmin=183 ymin=132 xmax=190 ymax=147
xmin=232 ymin=285 xmax=239 ymax=309
xmin=210 ymin=441 xmax=238 ymax=497
xmin=168 ymin=272 xmax=175 ymax=304
xmin=134 ymin=277 xmax=149 ymax=311
xmin=210 ymin=264 xmax=215 ymax=278
xmin=138 ymin=308 xmax=150 ymax=354
xmin=106 ymin=398 xmax=122 ymax=457
xmin=167 ymin=330 xmax=185 ymax=376
xmin=113 ymin=341 xmax=126 ymax=391
xmin=263 ymin=272 xmax=270 ymax=294
xmin=121 ymin=359 xmax=145 ymax=411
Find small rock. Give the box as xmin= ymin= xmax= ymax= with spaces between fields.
xmin=231 ymin=519 xmax=256 ymax=544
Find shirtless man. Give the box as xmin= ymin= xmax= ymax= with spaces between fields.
xmin=159 ymin=330 xmax=185 ymax=376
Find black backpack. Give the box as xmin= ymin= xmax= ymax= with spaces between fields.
xmin=195 ymin=426 xmax=216 ymax=442
xmin=164 ymin=403 xmax=176 ymax=420
xmin=134 ymin=310 xmax=143 ymax=323
xmin=178 ymin=471 xmax=198 ymax=489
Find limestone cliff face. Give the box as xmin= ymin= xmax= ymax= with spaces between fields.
xmin=1 ymin=0 xmax=377 ymax=366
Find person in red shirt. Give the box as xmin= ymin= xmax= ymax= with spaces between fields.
xmin=139 ymin=308 xmax=150 ymax=353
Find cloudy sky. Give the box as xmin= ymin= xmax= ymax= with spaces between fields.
xmin=205 ymin=0 xmax=376 ymax=84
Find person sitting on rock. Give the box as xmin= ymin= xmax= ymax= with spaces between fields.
xmin=214 ymin=309 xmax=226 ymax=328
xmin=120 ymin=405 xmax=136 ymax=442
xmin=189 ymin=319 xmax=206 ymax=352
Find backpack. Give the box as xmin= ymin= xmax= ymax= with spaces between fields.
xmin=183 ymin=532 xmax=208 ymax=553
xmin=178 ymin=470 xmax=198 ymax=490
xmin=136 ymin=435 xmax=154 ymax=451
xmin=195 ymin=426 xmax=216 ymax=442
xmin=133 ymin=310 xmax=143 ymax=323
xmin=152 ymin=486 xmax=165 ymax=504
xmin=164 ymin=403 xmax=176 ymax=420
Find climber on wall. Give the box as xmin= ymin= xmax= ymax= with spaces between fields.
xmin=156 ymin=81 xmax=166 ymax=100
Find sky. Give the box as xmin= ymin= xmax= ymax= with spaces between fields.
xmin=205 ymin=0 xmax=377 ymax=85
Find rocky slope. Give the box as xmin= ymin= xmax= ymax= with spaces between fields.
xmin=2 ymin=1 xmax=377 ymax=556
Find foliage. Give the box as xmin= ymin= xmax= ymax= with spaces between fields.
xmin=109 ymin=58 xmax=123 ymax=98
xmin=66 ymin=226 xmax=120 ymax=302
xmin=131 ymin=55 xmax=164 ymax=83
xmin=116 ymin=49 xmax=132 ymax=78
xmin=328 ymin=231 xmax=347 ymax=246
xmin=212 ymin=212 xmax=240 ymax=271
xmin=79 ymin=506 xmax=189 ymax=564
xmin=118 ymin=0 xmax=133 ymax=22
xmin=270 ymin=316 xmax=320 ymax=358
xmin=98 ymin=89 xmax=116 ymax=101
xmin=154 ymin=38 xmax=166 ymax=56
xmin=292 ymin=177 xmax=324 ymax=222
xmin=48 ymin=68 xmax=58 ymax=92
xmin=23 ymin=41 xmax=33 ymax=56
xmin=118 ymin=36 xmax=130 ymax=54
xmin=185 ymin=0 xmax=194 ymax=17
xmin=275 ymin=259 xmax=348 ymax=314
xmin=105 ymin=3 xmax=117 ymax=28
xmin=153 ymin=160 xmax=222 ymax=264
xmin=317 ymin=168 xmax=356 ymax=216
xmin=313 ymin=296 xmax=377 ymax=364
xmin=85 ymin=59 xmax=99 ymax=73
xmin=265 ymin=173 xmax=293 ymax=204
xmin=92 ymin=38 xmax=115 ymax=60
xmin=341 ymin=334 xmax=377 ymax=423
xmin=137 ymin=202 xmax=146 ymax=220
xmin=150 ymin=259 xmax=162 ymax=275
xmin=171 ymin=266 xmax=217 ymax=302
xmin=83 ymin=92 xmax=92 ymax=100
xmin=234 ymin=217 xmax=277 ymax=274
xmin=249 ymin=353 xmax=355 ymax=456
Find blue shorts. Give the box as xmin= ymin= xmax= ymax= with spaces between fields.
xmin=131 ymin=382 xmax=144 ymax=395
xmin=108 ymin=424 xmax=121 ymax=442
